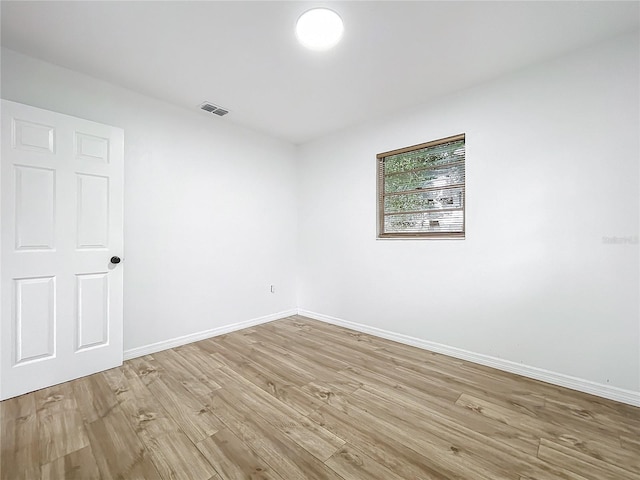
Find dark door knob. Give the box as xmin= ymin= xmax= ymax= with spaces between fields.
xmin=110 ymin=256 xmax=121 ymax=264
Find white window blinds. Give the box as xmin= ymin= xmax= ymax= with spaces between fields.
xmin=377 ymin=134 xmax=465 ymax=238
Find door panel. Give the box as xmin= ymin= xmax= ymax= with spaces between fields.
xmin=75 ymin=132 xmax=109 ymax=163
xmin=14 ymin=276 xmax=56 ymax=364
xmin=1 ymin=99 xmax=124 ymax=400
xmin=76 ymin=173 xmax=109 ymax=249
xmin=76 ymin=272 xmax=109 ymax=351
xmin=15 ymin=165 xmax=56 ymax=250
xmin=12 ymin=119 xmax=56 ymax=154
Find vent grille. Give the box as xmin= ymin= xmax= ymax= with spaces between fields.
xmin=200 ymin=102 xmax=229 ymax=116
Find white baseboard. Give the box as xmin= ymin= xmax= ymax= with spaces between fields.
xmin=298 ymin=309 xmax=640 ymax=407
xmin=123 ymin=309 xmax=297 ymax=361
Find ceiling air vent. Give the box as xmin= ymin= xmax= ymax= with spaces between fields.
xmin=200 ymin=102 xmax=229 ymax=116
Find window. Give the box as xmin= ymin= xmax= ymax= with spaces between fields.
xmin=377 ymin=133 xmax=465 ymax=239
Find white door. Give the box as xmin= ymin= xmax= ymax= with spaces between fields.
xmin=0 ymin=100 xmax=124 ymax=400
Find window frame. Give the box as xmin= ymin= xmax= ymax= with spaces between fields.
xmin=377 ymin=133 xmax=466 ymax=239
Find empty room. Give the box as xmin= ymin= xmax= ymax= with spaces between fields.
xmin=0 ymin=1 xmax=638 ymax=479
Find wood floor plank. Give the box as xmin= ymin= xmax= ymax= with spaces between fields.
xmin=456 ymin=392 xmax=640 ymax=472
xmin=128 ymin=355 xmax=223 ymax=444
xmin=537 ymin=438 xmax=638 ymax=480
xmin=1 ymin=315 xmax=637 ymax=479
xmin=213 ymin=330 xmax=258 ymax=350
xmin=552 ymin=432 xmax=640 ymax=475
xmin=102 ymin=364 xmax=217 ymax=480
xmin=36 ymin=383 xmax=89 ymax=465
xmin=249 ymin=336 xmax=363 ymax=393
xmin=0 ymin=393 xmax=40 ymax=480
xmin=214 ymin=366 xmax=346 ymax=462
xmin=299 ymin=381 xmax=356 ymax=412
xmin=620 ymin=433 xmax=639 ymax=452
xmin=375 ymin=348 xmax=540 ymax=405
xmin=248 ymin=320 xmax=366 ymax=372
xmin=40 ymin=445 xmax=100 ymax=480
xmin=196 ymin=428 xmax=286 ymax=480
xmin=207 ymin=340 xmax=324 ymax=416
xmin=357 ymin=381 xmax=603 ymax=480
xmin=84 ymin=400 xmax=161 ymax=480
xmin=326 ymin=388 xmax=516 ymax=480
xmin=284 ymin=316 xmax=389 ymax=351
xmin=71 ymin=373 xmax=119 ymax=424
xmin=176 ymin=342 xmax=224 ymax=370
xmin=324 ymin=443 xmax=407 ymax=480
xmin=150 ymin=349 xmax=220 ymax=402
xmin=542 ymin=395 xmax=640 ymax=438
xmin=260 ymin=325 xmax=471 ymax=404
xmin=230 ymin=342 xmax=317 ymax=386
xmin=338 ymin=327 xmax=638 ymax=445
xmin=308 ymin=404 xmax=462 ymax=479
xmin=248 ymin=325 xmax=358 ymax=373
xmin=352 ymin=372 xmax=539 ymax=456
xmin=209 ymin=389 xmax=344 ymax=480
xmin=519 ymin=472 xmax=590 ymax=480
xmin=169 ymin=343 xmax=224 ymax=392
xmin=428 ymin=356 xmax=636 ymax=434
xmin=319 ymin=370 xmax=589 ymax=480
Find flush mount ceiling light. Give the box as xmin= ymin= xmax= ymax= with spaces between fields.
xmin=295 ymin=8 xmax=344 ymax=51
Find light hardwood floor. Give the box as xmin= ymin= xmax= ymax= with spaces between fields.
xmin=1 ymin=315 xmax=639 ymax=479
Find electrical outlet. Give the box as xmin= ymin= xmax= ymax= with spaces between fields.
xmin=270 ymin=285 xmax=275 ymax=293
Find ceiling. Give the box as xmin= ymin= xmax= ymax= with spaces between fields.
xmin=2 ymin=1 xmax=639 ymax=144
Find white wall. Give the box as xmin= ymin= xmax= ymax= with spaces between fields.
xmin=297 ymin=32 xmax=640 ymax=393
xmin=1 ymin=48 xmax=298 ymax=352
